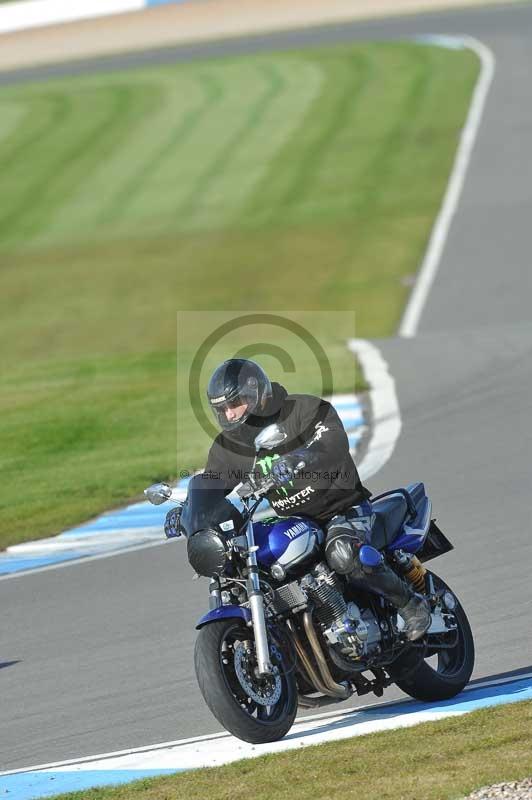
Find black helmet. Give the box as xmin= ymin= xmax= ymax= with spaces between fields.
xmin=207 ymin=359 xmax=272 ymax=431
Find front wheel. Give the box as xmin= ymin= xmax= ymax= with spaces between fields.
xmin=389 ymin=571 xmax=475 ymax=701
xmin=194 ymin=619 xmax=298 ymax=744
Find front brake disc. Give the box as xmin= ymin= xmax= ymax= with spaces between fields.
xmin=233 ymin=642 xmax=282 ymax=706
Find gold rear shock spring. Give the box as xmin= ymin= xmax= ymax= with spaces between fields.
xmin=404 ymin=556 xmax=427 ymax=593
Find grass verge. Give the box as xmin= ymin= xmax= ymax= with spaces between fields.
xmin=43 ymin=700 xmax=532 ymax=800
xmin=0 ymin=42 xmax=478 ymax=548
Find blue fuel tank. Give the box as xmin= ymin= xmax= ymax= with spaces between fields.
xmin=253 ymin=517 xmax=324 ymax=574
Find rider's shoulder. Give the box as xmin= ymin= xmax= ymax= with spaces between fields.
xmin=213 ymin=428 xmax=247 ymax=449
xmin=210 ymin=431 xmax=230 ymax=450
xmin=284 ymin=392 xmax=330 ymax=410
xmin=284 ymin=392 xmax=325 ymax=404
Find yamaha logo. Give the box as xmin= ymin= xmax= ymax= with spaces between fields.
xmin=284 ymin=522 xmax=307 ymax=540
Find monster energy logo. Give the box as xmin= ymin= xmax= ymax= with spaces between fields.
xmin=256 ymin=453 xmax=294 ymax=496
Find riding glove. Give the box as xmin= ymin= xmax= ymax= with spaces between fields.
xmin=271 ymin=450 xmax=307 ymax=485
xmin=164 ymin=506 xmax=183 ymax=538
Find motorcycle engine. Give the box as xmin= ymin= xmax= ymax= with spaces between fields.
xmin=301 ymin=563 xmax=382 ymax=660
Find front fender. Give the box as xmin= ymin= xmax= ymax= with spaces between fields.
xmin=196 ymin=604 xmax=251 ymax=630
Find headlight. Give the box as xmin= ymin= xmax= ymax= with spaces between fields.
xmin=187 ymin=529 xmax=229 ymax=578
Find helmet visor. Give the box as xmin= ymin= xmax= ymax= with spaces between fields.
xmin=210 ymin=384 xmax=259 ymax=431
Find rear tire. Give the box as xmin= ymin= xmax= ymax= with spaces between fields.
xmin=389 ymin=572 xmax=474 ymax=702
xmin=194 ymin=619 xmax=298 ymax=744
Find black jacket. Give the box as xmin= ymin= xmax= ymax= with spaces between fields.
xmin=204 ymin=382 xmax=371 ymax=525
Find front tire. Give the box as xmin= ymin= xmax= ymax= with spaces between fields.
xmin=194 ymin=619 xmax=298 ymax=744
xmin=389 ymin=572 xmax=475 ymax=701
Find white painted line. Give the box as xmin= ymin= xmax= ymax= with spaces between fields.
xmin=348 ymin=339 xmax=402 ymax=481
xmin=328 ymin=394 xmax=362 ymax=405
xmin=4 ymin=671 xmax=532 ymax=775
xmin=337 ymin=408 xmax=364 ymax=422
xmin=0 ymin=539 xmax=169 ymax=582
xmin=3 ymin=673 xmax=531 ymax=777
xmin=0 ymin=0 xmax=145 ymax=35
xmin=469 ymin=671 xmax=532 ymax=690
xmin=399 ymin=36 xmax=496 ymax=338
xmin=66 ymin=688 xmax=532 ymax=771
xmin=8 ymin=529 xmax=162 ymax=553
xmin=350 ymin=37 xmax=495 ymax=480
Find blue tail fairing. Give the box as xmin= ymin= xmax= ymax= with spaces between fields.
xmin=386 ymin=482 xmax=432 ymax=553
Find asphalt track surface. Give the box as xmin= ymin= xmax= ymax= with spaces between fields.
xmin=2 ymin=1 xmax=532 ymax=772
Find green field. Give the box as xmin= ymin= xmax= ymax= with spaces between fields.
xmin=44 ymin=700 xmax=532 ymax=800
xmin=0 ymin=42 xmax=478 ymax=548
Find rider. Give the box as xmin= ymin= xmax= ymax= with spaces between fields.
xmin=166 ymin=358 xmax=431 ymax=641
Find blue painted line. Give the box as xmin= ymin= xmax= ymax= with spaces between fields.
xmin=338 ymin=414 xmax=364 ymax=427
xmin=109 ymin=506 xmax=169 ymax=519
xmin=415 ymin=34 xmax=466 ymax=50
xmin=3 ymin=678 xmax=531 ymax=800
xmin=337 ymin=405 xmax=363 ymax=415
xmin=1 ymin=769 xmax=179 ymax=800
xmin=70 ymin=512 xmax=164 ymax=528
xmin=62 ymin=514 xmax=167 ymax=534
xmin=369 ymin=676 xmax=532 ymax=720
xmin=0 ymin=552 xmax=93 ymax=576
xmin=332 ymin=397 xmax=362 ymax=405
xmin=146 ymin=0 xmax=193 ymax=6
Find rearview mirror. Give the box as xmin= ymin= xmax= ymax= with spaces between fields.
xmin=254 ymin=424 xmax=287 ymax=451
xmin=144 ymin=483 xmax=172 ymax=505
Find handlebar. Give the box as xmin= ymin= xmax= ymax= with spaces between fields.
xmin=235 ymin=459 xmax=306 ymax=500
xmin=236 ymin=475 xmax=276 ymax=500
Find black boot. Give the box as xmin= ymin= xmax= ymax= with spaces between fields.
xmin=398 ymin=594 xmax=432 ymax=641
xmin=365 ymin=562 xmax=431 ymax=642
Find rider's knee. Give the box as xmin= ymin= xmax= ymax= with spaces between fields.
xmin=324 ymin=503 xmax=374 ymax=578
xmin=324 ymin=526 xmax=364 ymax=577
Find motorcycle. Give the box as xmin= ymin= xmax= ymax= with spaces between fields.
xmin=145 ymin=423 xmax=474 ymax=744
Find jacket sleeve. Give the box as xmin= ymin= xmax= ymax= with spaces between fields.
xmin=292 ymin=396 xmax=352 ymax=472
xmin=204 ymin=436 xmax=240 ymax=495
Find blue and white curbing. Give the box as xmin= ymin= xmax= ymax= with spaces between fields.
xmin=0 ymin=395 xmax=366 ymax=578
xmin=0 ymin=0 xmax=188 ymax=36
xmin=2 ymin=673 xmax=532 ymax=800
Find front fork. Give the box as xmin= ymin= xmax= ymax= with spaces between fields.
xmin=207 ymin=519 xmax=273 ymax=676
xmin=245 ymin=518 xmax=273 ymax=676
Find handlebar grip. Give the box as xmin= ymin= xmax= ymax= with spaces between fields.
xmin=236 ymin=481 xmax=254 ymax=499
xmin=260 ymin=477 xmax=276 ymax=494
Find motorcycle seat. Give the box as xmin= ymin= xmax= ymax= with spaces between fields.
xmin=370 ymin=494 xmax=408 ymax=550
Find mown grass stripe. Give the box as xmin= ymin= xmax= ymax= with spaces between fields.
xmin=354 ymin=45 xmax=432 ymax=213
xmin=102 ymin=72 xmax=223 ymax=227
xmin=0 ymin=90 xmax=65 ymax=173
xmin=0 ymin=100 xmax=27 ymax=146
xmin=0 ymin=91 xmax=72 ymax=237
xmin=241 ymin=50 xmax=366 ymax=226
xmin=114 ymin=61 xmax=268 ymax=227
xmin=176 ymin=61 xmax=284 ymax=227
xmin=40 ymin=74 xmax=191 ymax=239
xmin=277 ymin=51 xmax=371 ymax=215
xmin=1 ymin=82 xmax=159 ymax=244
xmin=180 ymin=58 xmax=324 ymax=230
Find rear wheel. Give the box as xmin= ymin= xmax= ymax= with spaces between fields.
xmin=389 ymin=572 xmax=474 ymax=701
xmin=194 ymin=619 xmax=298 ymax=744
